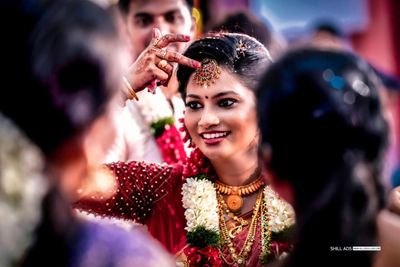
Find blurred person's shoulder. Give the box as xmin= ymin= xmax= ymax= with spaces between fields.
xmin=374 ymin=187 xmax=400 ymax=267
xmin=72 ymin=220 xmax=175 ymax=267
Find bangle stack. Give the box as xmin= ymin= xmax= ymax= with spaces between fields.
xmin=122 ymin=76 xmax=139 ymax=101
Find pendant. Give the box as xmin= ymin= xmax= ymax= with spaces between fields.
xmin=228 ymin=225 xmax=243 ymax=239
xmin=226 ymin=195 xmax=243 ymax=213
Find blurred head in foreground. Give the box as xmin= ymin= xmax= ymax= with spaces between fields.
xmin=257 ymin=48 xmax=389 ymax=266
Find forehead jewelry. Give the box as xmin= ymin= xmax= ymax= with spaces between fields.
xmin=193 ymin=58 xmax=221 ymax=88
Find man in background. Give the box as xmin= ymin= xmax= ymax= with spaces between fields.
xmin=104 ymin=0 xmax=196 ymax=163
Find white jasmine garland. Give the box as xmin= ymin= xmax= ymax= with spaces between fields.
xmin=264 ymin=186 xmax=295 ymax=233
xmin=135 ymin=88 xmax=174 ymax=126
xmin=0 ymin=114 xmax=48 ymax=267
xmin=129 ymin=88 xmax=190 ymax=160
xmin=182 ymin=177 xmax=219 ymax=233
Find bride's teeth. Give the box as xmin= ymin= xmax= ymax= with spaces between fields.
xmin=203 ymin=132 xmax=227 ymax=139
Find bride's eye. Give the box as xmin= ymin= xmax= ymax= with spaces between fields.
xmin=186 ymin=101 xmax=203 ymax=110
xmin=218 ymin=98 xmax=237 ymax=108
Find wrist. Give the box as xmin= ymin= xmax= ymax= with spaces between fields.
xmin=122 ymin=76 xmax=139 ymax=101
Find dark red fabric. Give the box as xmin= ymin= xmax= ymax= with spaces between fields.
xmin=74 ymin=161 xmax=187 ymax=254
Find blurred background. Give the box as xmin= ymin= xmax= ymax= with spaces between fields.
xmin=198 ymin=0 xmax=399 ymax=76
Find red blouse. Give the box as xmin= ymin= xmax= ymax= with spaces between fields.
xmin=75 ymin=161 xmax=188 ymax=254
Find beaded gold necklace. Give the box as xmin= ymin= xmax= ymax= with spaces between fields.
xmin=218 ymin=190 xmax=264 ymax=266
xmin=215 ymin=177 xmax=265 ymax=213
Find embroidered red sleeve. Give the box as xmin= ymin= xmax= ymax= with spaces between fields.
xmin=74 ymin=161 xmax=183 ymax=224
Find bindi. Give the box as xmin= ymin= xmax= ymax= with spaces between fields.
xmin=205 ymin=96 xmax=209 ymax=99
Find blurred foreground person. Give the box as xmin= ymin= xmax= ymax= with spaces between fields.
xmin=257 ymin=48 xmax=390 ymax=267
xmin=374 ymin=185 xmax=400 ymax=267
xmin=0 ymin=0 xmax=175 ymax=266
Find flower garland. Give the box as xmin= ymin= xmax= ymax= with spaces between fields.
xmin=181 ymin=174 xmax=221 ymax=266
xmin=135 ymin=89 xmax=187 ymax=164
xmin=261 ymin=186 xmax=296 ymax=263
xmin=263 ymin=186 xmax=295 ymax=233
xmin=0 ymin=113 xmax=48 ymax=267
xmin=180 ymin=149 xmax=296 ymax=266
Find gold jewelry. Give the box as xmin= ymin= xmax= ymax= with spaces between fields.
xmin=218 ymin=193 xmax=249 ymax=239
xmin=219 ymin=190 xmax=263 ymax=266
xmin=215 ymin=177 xmax=264 ymax=213
xmin=236 ymin=39 xmax=249 ymax=58
xmin=157 ymin=59 xmax=168 ymax=70
xmin=122 ymin=76 xmax=139 ymax=101
xmin=160 ymin=49 xmax=167 ymax=59
xmin=193 ymin=58 xmax=221 ymax=87
xmin=153 ymin=37 xmax=162 ymax=48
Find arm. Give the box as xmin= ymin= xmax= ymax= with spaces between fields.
xmin=74 ymin=161 xmax=183 ymax=224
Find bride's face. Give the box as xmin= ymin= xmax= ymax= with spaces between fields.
xmin=184 ymin=68 xmax=259 ymax=160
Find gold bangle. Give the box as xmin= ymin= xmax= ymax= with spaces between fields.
xmin=122 ymin=76 xmax=139 ymax=101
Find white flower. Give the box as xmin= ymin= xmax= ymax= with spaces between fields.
xmin=135 ymin=89 xmax=173 ymax=125
xmin=0 ymin=113 xmax=48 ymax=267
xmin=182 ymin=177 xmax=219 ymax=233
xmin=264 ymin=186 xmax=295 ymax=233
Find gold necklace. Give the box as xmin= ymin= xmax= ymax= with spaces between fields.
xmin=215 ymin=177 xmax=264 ymax=213
xmin=219 ymin=194 xmax=249 ymax=238
xmin=218 ymin=190 xmax=263 ymax=266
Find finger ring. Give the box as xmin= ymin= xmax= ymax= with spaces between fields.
xmin=158 ymin=59 xmax=168 ymax=69
xmin=160 ymin=49 xmax=167 ymax=59
xmin=153 ymin=37 xmax=162 ymax=48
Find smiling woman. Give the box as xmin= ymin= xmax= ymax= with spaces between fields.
xmin=75 ymin=33 xmax=295 ymax=267
xmin=184 ymin=69 xmax=258 ymax=162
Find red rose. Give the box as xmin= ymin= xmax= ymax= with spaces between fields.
xmin=200 ymin=246 xmax=222 ymax=267
xmin=188 ymin=254 xmax=202 ymax=266
xmin=209 ymin=256 xmax=223 ymax=266
xmin=184 ymin=246 xmax=222 ymax=267
xmin=184 ymin=247 xmax=198 ymax=257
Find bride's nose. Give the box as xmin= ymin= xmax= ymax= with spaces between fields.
xmin=198 ymin=107 xmax=220 ymax=129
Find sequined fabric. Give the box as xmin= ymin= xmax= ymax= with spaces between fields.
xmin=74 ymin=161 xmax=187 ymax=254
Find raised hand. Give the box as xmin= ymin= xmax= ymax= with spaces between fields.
xmin=123 ymin=28 xmax=200 ymax=98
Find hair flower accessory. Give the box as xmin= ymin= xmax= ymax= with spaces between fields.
xmin=235 ymin=39 xmax=248 ymax=59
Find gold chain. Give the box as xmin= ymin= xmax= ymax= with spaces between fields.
xmin=219 ymin=194 xmax=249 ymax=238
xmin=218 ymin=190 xmax=263 ymax=266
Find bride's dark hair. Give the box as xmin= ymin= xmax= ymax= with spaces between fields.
xmin=177 ymin=32 xmax=272 ymax=98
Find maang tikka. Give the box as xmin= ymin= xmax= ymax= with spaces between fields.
xmin=193 ymin=58 xmax=221 ymax=87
